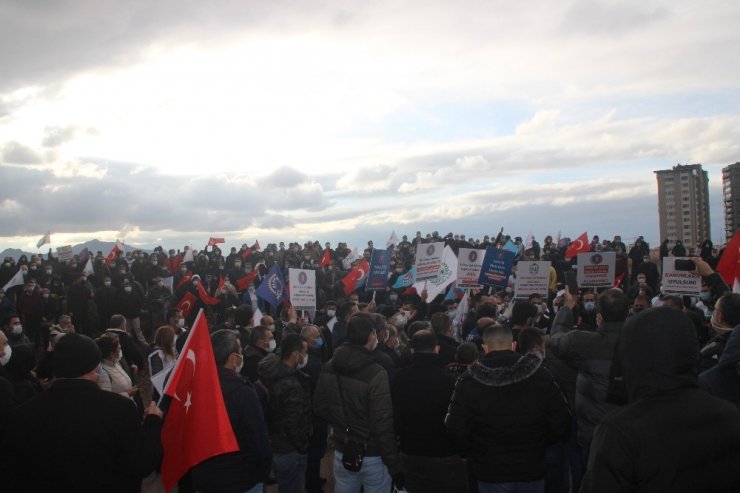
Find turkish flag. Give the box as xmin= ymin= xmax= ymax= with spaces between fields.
xmin=251 ymin=240 xmax=261 ymax=252
xmin=320 ymin=249 xmax=332 ymax=268
xmin=104 ymin=244 xmax=122 ymax=266
xmin=176 ymin=291 xmax=198 ymax=318
xmin=208 ymin=237 xmax=225 ymax=247
xmin=235 ymin=270 xmax=259 ymax=291
xmin=565 ymin=232 xmax=590 ymax=259
xmin=342 ymin=259 xmax=370 ymax=295
xmin=717 ymin=231 xmax=740 ymax=289
xmin=176 ymin=271 xmax=193 ymax=291
xmin=196 ymin=281 xmax=221 ymax=305
xmin=160 ymin=310 xmax=239 ymax=492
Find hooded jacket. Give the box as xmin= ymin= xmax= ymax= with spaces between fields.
xmin=698 ymin=325 xmax=740 ymax=408
xmin=257 ymin=353 xmax=313 ymax=454
xmin=445 ymin=350 xmax=571 ymax=483
xmin=313 ymin=343 xmax=402 ymax=475
xmin=582 ymin=308 xmax=740 ymax=493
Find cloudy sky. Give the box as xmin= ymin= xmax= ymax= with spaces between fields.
xmin=1 ymin=0 xmax=739 ymax=253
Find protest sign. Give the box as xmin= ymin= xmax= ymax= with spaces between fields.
xmin=413 ymin=245 xmax=458 ymax=300
xmin=414 ymin=242 xmax=445 ymax=282
xmin=457 ymin=248 xmax=485 ymax=288
xmin=514 ymin=261 xmax=551 ymax=298
xmin=661 ymin=257 xmax=701 ymax=296
xmin=367 ymin=249 xmax=392 ymax=291
xmin=56 ymin=245 xmax=74 ymax=262
xmin=576 ymin=252 xmax=615 ymax=288
xmin=478 ymin=247 xmax=515 ymax=288
xmin=289 ymin=268 xmax=316 ymax=311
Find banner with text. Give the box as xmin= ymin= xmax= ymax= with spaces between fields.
xmin=457 ymin=248 xmax=485 ymax=288
xmin=661 ymin=257 xmax=701 ymax=296
xmin=478 ymin=247 xmax=515 ymax=288
xmin=289 ymin=268 xmax=316 ymax=311
xmin=576 ymin=252 xmax=616 ymax=288
xmin=414 ymin=242 xmax=445 ymax=282
xmin=56 ymin=245 xmax=74 ymax=262
xmin=514 ymin=261 xmax=551 ymax=298
xmin=367 ymin=249 xmax=392 ymax=291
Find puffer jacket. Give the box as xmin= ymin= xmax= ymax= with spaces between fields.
xmin=582 ymin=308 xmax=740 ymax=493
xmin=258 ymin=353 xmax=313 ymax=454
xmin=699 ymin=325 xmax=740 ymax=409
xmin=548 ymin=306 xmax=622 ymax=448
xmin=313 ymin=343 xmax=402 ymax=475
xmin=445 ymin=350 xmax=571 ymax=483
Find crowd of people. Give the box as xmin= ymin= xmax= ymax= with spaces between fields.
xmin=1 ymin=229 xmax=739 ymax=493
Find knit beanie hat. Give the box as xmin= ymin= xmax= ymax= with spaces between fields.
xmin=54 ymin=333 xmax=102 ymax=378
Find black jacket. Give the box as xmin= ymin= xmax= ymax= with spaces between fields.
xmin=192 ymin=367 xmax=272 ymax=493
xmin=5 ymin=379 xmax=162 ymax=493
xmin=437 ymin=333 xmax=459 ymax=366
xmin=445 ymin=350 xmax=571 ymax=483
xmin=242 ymin=345 xmax=269 ymax=383
xmin=582 ymin=308 xmax=740 ymax=492
xmin=313 ymin=343 xmax=402 ymax=475
xmin=548 ymin=306 xmax=623 ymax=448
xmin=258 ymin=354 xmax=313 ymax=454
xmin=699 ymin=325 xmax=740 ymax=409
xmin=390 ymin=353 xmax=458 ymax=457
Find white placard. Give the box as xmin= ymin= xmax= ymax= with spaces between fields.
xmin=661 ymin=257 xmax=701 ymax=296
xmin=289 ymin=268 xmax=316 ymax=310
xmin=414 ymin=241 xmax=445 ymax=282
xmin=457 ymin=248 xmax=485 ymax=288
xmin=56 ymin=245 xmax=74 ymax=262
xmin=514 ymin=261 xmax=551 ymax=298
xmin=576 ymin=252 xmax=616 ymax=288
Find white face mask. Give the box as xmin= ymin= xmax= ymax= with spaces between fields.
xmin=268 ymin=324 xmax=275 ymax=332
xmin=326 ymin=309 xmax=336 ymax=318
xmin=124 ymin=286 xmax=132 ymax=293
xmin=12 ymin=324 xmax=23 ymax=335
xmin=104 ymin=281 xmax=111 ymax=287
xmin=117 ymin=349 xmax=123 ymax=362
xmin=234 ymin=354 xmax=244 ymax=374
xmin=0 ymin=344 xmax=11 ymax=366
xmin=266 ymin=339 xmax=277 ymax=352
xmin=394 ymin=315 xmax=407 ymax=329
xmin=177 ymin=318 xmax=185 ymax=328
xmin=297 ymin=354 xmax=308 ymax=370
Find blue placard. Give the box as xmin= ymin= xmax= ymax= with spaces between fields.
xmin=478 ymin=247 xmax=515 ymax=287
xmin=367 ymin=249 xmax=392 ymax=291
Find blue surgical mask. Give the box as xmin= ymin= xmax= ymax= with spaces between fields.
xmin=314 ymin=337 xmax=324 ymax=349
xmin=699 ymin=292 xmax=710 ymax=302
xmin=583 ymin=301 xmax=596 ymax=312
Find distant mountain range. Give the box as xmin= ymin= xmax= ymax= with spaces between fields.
xmin=0 ymin=239 xmax=141 ymax=261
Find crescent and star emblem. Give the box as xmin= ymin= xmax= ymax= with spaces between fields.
xmin=173 ymin=349 xmax=197 ymax=414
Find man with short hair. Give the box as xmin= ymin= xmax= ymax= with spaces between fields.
xmin=5 ymin=333 xmax=163 ymax=492
xmin=314 ymin=312 xmax=404 ymax=492
xmin=242 ymin=325 xmax=275 ymax=382
xmin=430 ymin=311 xmax=459 ymax=366
xmin=392 ymin=330 xmax=467 ymax=492
xmin=446 ymin=324 xmax=570 ymax=493
xmin=258 ymin=333 xmax=312 ymax=493
xmin=700 ymin=292 xmax=740 ymax=370
xmin=193 ymin=330 xmax=272 ymax=493
xmin=2 ymin=314 xmax=31 ymax=347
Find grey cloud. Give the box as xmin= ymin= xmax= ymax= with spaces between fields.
xmin=560 ymin=0 xmax=669 ymax=37
xmin=258 ymin=165 xmax=309 ymax=188
xmin=1 ymin=141 xmax=43 ymax=164
xmin=257 ymin=214 xmax=295 ymax=229
xmin=42 ymin=125 xmax=77 ymax=147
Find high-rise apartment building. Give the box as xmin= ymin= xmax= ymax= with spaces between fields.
xmin=655 ymin=164 xmax=711 ymax=248
xmin=723 ymin=162 xmax=740 ymax=242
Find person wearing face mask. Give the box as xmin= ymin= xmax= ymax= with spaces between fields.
xmin=314 ymin=312 xmax=404 ymax=493
xmin=67 ymin=273 xmax=94 ymax=337
xmin=0 ymin=288 xmax=14 ymax=319
xmin=258 ymin=333 xmax=312 ymax=493
xmin=2 ymin=314 xmax=32 ymax=347
xmin=94 ymin=275 xmax=118 ymax=333
xmin=96 ymin=334 xmax=138 ymax=402
xmin=164 ymin=307 xmax=189 ymax=354
xmin=115 ymin=280 xmax=146 ymax=344
xmin=242 ymin=326 xmax=276 ymax=382
xmin=700 ymin=292 xmax=740 ymax=371
xmin=146 ymin=275 xmax=173 ymax=329
xmin=699 ymin=323 xmax=740 ymax=409
xmin=17 ymin=281 xmax=43 ymax=348
xmin=192 ymin=330 xmax=271 ymax=493
xmin=104 ymin=314 xmax=144 ymax=377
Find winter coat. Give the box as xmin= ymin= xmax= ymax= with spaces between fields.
xmin=257 ymin=353 xmax=313 ymax=454
xmin=5 ymin=379 xmax=162 ymax=493
xmin=390 ymin=353 xmax=458 ymax=457
xmin=582 ymin=308 xmax=740 ymax=492
xmin=699 ymin=326 xmax=740 ymax=409
xmin=437 ymin=333 xmax=459 ymax=366
xmin=98 ymin=360 xmax=134 ymax=399
xmin=192 ymin=367 xmax=272 ymax=492
xmin=547 ymin=306 xmax=622 ymax=448
xmin=242 ymin=345 xmax=269 ymax=383
xmin=313 ymin=343 xmax=402 ymax=475
xmin=445 ymin=350 xmax=571 ymax=483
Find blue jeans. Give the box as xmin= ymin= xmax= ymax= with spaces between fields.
xmin=333 ymin=451 xmax=392 ymax=493
xmin=477 ymin=479 xmax=545 ymax=493
xmin=273 ymin=452 xmax=307 ymax=493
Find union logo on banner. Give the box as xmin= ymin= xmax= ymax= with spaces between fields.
xmin=269 ymin=276 xmax=284 ymax=295
xmin=468 ymin=250 xmax=478 ymax=262
xmin=529 ymin=263 xmax=539 ymax=274
xmin=591 ymin=254 xmax=603 ymax=265
xmin=426 ymin=244 xmax=436 ymax=256
xmin=497 ymin=251 xmax=505 ymax=259
xmin=298 ymin=272 xmax=308 ymax=285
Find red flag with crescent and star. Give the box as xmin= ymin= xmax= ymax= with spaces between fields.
xmin=716 ymin=231 xmax=740 ymax=292
xmin=196 ymin=281 xmax=222 ymax=305
xmin=320 ymin=249 xmax=332 ymax=268
xmin=104 ymin=244 xmax=122 ymax=266
xmin=565 ymin=232 xmax=590 ymax=260
xmin=235 ymin=269 xmax=260 ymax=292
xmin=342 ymin=259 xmax=370 ymax=295
xmin=176 ymin=291 xmax=198 ymax=318
xmin=160 ymin=309 xmax=239 ymax=492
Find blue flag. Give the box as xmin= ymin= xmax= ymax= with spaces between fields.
xmin=256 ymin=264 xmax=287 ymax=306
xmin=392 ymin=266 xmax=416 ymax=289
xmin=367 ymin=249 xmax=392 ymax=291
xmin=502 ymin=240 xmax=519 ymax=256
